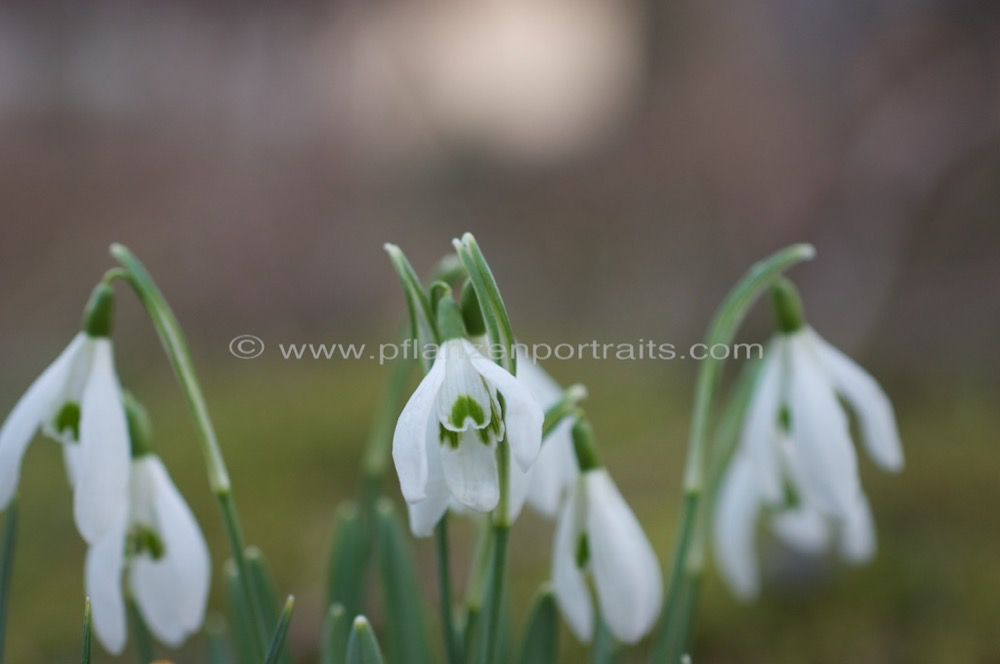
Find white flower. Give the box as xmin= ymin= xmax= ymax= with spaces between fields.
xmin=0 ymin=332 xmax=130 ymax=543
xmin=393 ymin=338 xmax=544 ymax=536
xmin=76 ymin=453 xmax=211 ymax=654
xmin=552 ymin=469 xmax=662 ymax=644
xmin=516 ymin=353 xmax=579 ymax=518
xmin=713 ymin=327 xmax=902 ymax=599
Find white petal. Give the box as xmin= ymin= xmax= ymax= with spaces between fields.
xmin=470 ymin=355 xmax=544 ymax=471
xmin=507 ymin=452 xmax=533 ymax=522
xmin=130 ymin=457 xmax=211 ymax=646
xmin=86 ymin=510 xmax=129 ymax=655
xmin=712 ymin=454 xmax=762 ymax=600
xmin=0 ymin=334 xmax=86 ymax=509
xmin=786 ymin=333 xmax=861 ymax=519
xmin=392 ymin=355 xmax=446 ymax=503
xmin=769 ymin=506 xmax=830 ymax=553
xmin=407 ymin=433 xmax=451 ymax=537
xmin=551 ymin=479 xmax=593 ymax=642
xmin=810 ymin=330 xmax=904 ymax=472
xmin=739 ymin=346 xmax=784 ymax=504
xmin=74 ymin=340 xmax=131 ymax=543
xmin=514 ymin=352 xmax=565 ymax=407
xmin=839 ymin=491 xmax=876 ymax=564
xmin=63 ymin=440 xmax=81 ymax=489
xmin=585 ymin=470 xmax=662 ymax=644
xmin=526 ymin=419 xmax=578 ymax=518
xmin=440 ymin=431 xmax=499 ymax=513
xmin=436 ymin=340 xmax=494 ymax=432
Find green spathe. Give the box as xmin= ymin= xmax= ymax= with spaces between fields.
xmin=771 ymin=277 xmax=806 ymax=334
xmin=82 ymin=283 xmax=115 ymax=338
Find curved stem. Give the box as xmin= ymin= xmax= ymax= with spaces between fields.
xmin=435 ymin=517 xmax=462 ymax=664
xmin=108 ymin=244 xmax=269 ymax=658
xmin=477 ymin=523 xmax=510 ymax=664
xmin=654 ymin=244 xmax=815 ymax=663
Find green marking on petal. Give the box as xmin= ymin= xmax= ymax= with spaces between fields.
xmin=778 ymin=405 xmax=791 ymax=432
xmin=128 ymin=525 xmax=165 ymax=561
xmin=449 ymin=395 xmax=487 ymax=430
xmin=55 ymin=403 xmax=81 ymax=442
xmin=575 ymin=533 xmax=590 ymax=569
xmin=439 ymin=424 xmax=461 ymax=449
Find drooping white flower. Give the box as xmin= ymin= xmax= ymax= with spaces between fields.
xmin=552 ymin=468 xmax=662 ymax=644
xmin=75 ymin=452 xmax=211 ymax=654
xmin=713 ymin=326 xmax=902 ymax=599
xmin=0 ymin=284 xmax=130 ymax=543
xmin=515 ymin=352 xmax=579 ymax=518
xmin=393 ymin=337 xmax=544 ymax=536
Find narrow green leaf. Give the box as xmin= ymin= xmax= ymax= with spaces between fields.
xmin=516 ymin=587 xmax=558 ymax=664
xmin=346 ymin=616 xmax=385 ymax=664
xmin=246 ymin=547 xmax=292 ymax=664
xmin=327 ymin=502 xmax=367 ymax=618
xmin=384 ymin=244 xmax=439 ymax=370
xmin=224 ymin=560 xmax=257 ymax=664
xmin=320 ymin=604 xmax=350 ymax=664
xmin=263 ymin=596 xmax=295 ymax=664
xmin=80 ymin=598 xmax=92 ymax=664
xmin=205 ymin=614 xmax=234 ymax=664
xmin=375 ymin=500 xmax=431 ymax=664
xmin=0 ymin=502 xmax=19 ymax=664
xmin=452 ymin=233 xmax=517 ymax=374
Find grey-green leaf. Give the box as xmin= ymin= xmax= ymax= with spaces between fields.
xmin=375 ymin=500 xmax=431 ymax=664
xmin=320 ymin=604 xmax=350 ymax=664
xmin=263 ymin=596 xmax=295 ymax=664
xmin=346 ymin=616 xmax=385 ymax=664
xmin=517 ymin=587 xmax=559 ymax=664
xmin=223 ymin=560 xmax=257 ymax=664
xmin=80 ymin=598 xmax=92 ymax=664
xmin=327 ymin=502 xmax=367 ymax=618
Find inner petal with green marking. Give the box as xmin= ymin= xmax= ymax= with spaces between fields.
xmin=449 ymin=395 xmax=487 ymax=429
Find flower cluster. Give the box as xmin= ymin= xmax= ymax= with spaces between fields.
xmin=0 ymin=283 xmax=209 ymax=654
xmin=0 ymin=238 xmax=905 ymax=663
xmin=713 ymin=280 xmax=903 ymax=598
xmin=389 ymin=240 xmax=663 ymax=645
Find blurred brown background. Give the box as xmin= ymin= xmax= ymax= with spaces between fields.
xmin=1 ymin=0 xmax=999 ymax=662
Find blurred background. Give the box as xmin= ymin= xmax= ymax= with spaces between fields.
xmin=1 ymin=0 xmax=999 ymax=661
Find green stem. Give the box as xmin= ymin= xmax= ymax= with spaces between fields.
xmin=654 ymin=244 xmax=815 ymax=663
xmin=435 ymin=517 xmax=462 ymax=664
xmin=128 ymin=598 xmax=155 ymax=663
xmin=477 ymin=524 xmax=510 ymax=664
xmin=0 ymin=501 xmax=17 ymax=664
xmin=80 ymin=599 xmax=92 ymax=664
xmin=108 ymin=244 xmax=269 ymax=657
xmin=462 ymin=520 xmax=493 ymax=659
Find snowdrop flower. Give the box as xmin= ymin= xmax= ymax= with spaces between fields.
xmin=516 ymin=351 xmax=579 ymax=518
xmin=70 ymin=399 xmax=211 ymax=654
xmin=393 ymin=298 xmax=544 ymax=536
xmin=0 ymin=283 xmax=130 ymax=543
xmin=713 ymin=280 xmax=903 ymax=599
xmin=552 ymin=420 xmax=662 ymax=644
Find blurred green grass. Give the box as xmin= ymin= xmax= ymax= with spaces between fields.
xmin=3 ymin=355 xmax=998 ymax=662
